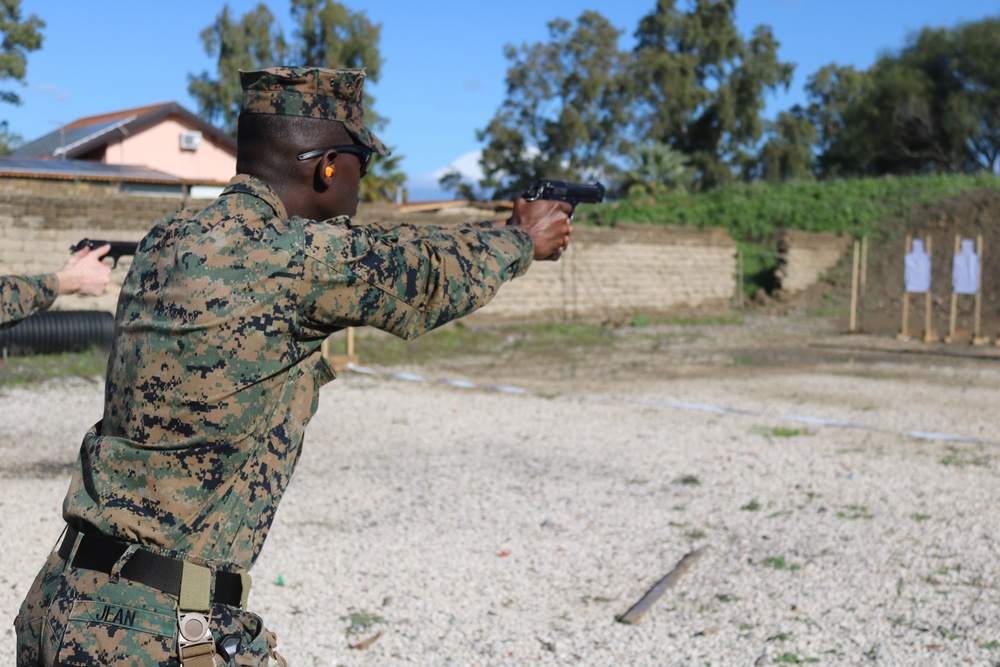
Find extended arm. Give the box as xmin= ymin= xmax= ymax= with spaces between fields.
xmin=1 ymin=244 xmax=112 ymax=330
xmin=302 ymin=221 xmax=531 ymax=339
xmin=56 ymin=244 xmax=113 ymax=295
xmin=301 ymin=199 xmax=572 ymax=339
xmin=0 ymin=274 xmax=58 ymax=329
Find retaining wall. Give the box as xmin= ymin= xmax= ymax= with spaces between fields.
xmin=776 ymin=229 xmax=853 ymax=295
xmin=0 ymin=190 xmax=848 ymax=323
xmin=0 ymin=190 xmax=196 ymax=314
xmin=467 ymin=224 xmax=737 ymax=323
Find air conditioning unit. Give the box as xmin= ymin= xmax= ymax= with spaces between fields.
xmin=179 ymin=130 xmax=203 ymax=151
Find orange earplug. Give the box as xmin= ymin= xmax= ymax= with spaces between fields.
xmin=325 ymin=166 xmax=334 ymax=177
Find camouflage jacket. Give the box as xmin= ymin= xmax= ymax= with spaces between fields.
xmin=63 ymin=174 xmax=533 ymax=570
xmin=0 ymin=274 xmax=57 ymax=330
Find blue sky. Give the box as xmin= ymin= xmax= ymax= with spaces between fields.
xmin=7 ymin=0 xmax=1000 ymax=200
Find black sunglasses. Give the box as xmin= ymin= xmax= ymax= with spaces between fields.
xmin=296 ymin=144 xmax=373 ymax=177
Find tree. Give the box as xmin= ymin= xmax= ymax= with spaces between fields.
xmin=188 ymin=4 xmax=288 ymax=134
xmin=476 ymin=11 xmax=633 ymax=201
xmin=0 ymin=0 xmax=44 ymax=107
xmin=812 ymin=18 xmax=1000 ymax=177
xmin=189 ymin=1 xmax=403 ymax=202
xmin=756 ymin=107 xmax=817 ymax=183
xmin=188 ymin=1 xmax=384 ymax=135
xmin=361 ymin=149 xmax=405 ymax=203
xmin=616 ymin=142 xmax=692 ymax=197
xmin=802 ymin=64 xmax=869 ymax=176
xmin=0 ymin=120 xmax=20 ymax=155
xmin=631 ymin=0 xmax=793 ymax=190
xmin=289 ymin=0 xmax=385 ymax=133
xmin=945 ymin=18 xmax=1000 ymax=173
xmin=439 ymin=169 xmax=486 ymax=202
xmin=290 ymin=0 xmax=380 ymax=75
xmin=861 ymin=53 xmax=952 ymax=174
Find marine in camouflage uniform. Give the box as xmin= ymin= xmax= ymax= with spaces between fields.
xmin=15 ymin=67 xmax=572 ymax=666
xmin=1 ymin=244 xmax=111 ymax=330
xmin=0 ymin=275 xmax=58 ymax=330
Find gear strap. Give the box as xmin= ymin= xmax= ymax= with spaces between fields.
xmin=177 ymin=561 xmax=216 ymax=667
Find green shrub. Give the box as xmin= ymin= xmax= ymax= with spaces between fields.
xmin=577 ymin=173 xmax=1000 ymax=296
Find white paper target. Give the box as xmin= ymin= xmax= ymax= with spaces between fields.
xmin=904 ymin=239 xmax=931 ymax=293
xmin=952 ymin=238 xmax=979 ymax=295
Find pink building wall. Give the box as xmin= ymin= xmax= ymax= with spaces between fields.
xmin=103 ymin=117 xmax=235 ymax=183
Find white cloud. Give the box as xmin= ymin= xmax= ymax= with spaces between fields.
xmin=405 ymin=171 xmax=441 ymax=190
xmin=407 ymin=150 xmax=483 ymax=190
xmin=29 ymin=83 xmax=69 ymax=101
xmin=432 ymin=150 xmax=484 ymax=182
xmin=401 ymin=151 xmax=482 ymax=201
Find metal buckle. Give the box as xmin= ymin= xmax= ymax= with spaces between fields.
xmin=177 ymin=610 xmax=213 ymax=648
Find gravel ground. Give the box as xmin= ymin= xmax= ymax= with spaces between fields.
xmin=2 ymin=317 xmax=999 ymax=666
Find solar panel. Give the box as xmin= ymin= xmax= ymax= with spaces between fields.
xmin=0 ymin=157 xmax=183 ymax=182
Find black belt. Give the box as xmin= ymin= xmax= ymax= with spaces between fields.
xmin=58 ymin=527 xmax=244 ymax=607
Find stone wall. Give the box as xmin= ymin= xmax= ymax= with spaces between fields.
xmin=0 ymin=190 xmax=205 ymax=313
xmin=0 ymin=177 xmax=124 ymax=197
xmin=355 ymin=204 xmax=741 ymax=322
xmin=466 ymin=224 xmax=737 ymax=323
xmin=775 ymin=229 xmax=853 ymax=295
xmin=1 ymin=191 xmax=745 ymax=322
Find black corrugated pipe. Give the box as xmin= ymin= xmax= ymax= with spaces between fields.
xmin=0 ymin=310 xmax=115 ymax=356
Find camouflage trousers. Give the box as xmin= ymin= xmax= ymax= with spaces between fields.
xmin=15 ymin=539 xmax=285 ymax=666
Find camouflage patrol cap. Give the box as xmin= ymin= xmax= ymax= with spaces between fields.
xmin=240 ymin=66 xmax=390 ymax=156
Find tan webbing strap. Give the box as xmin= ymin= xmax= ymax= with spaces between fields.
xmin=264 ymin=629 xmax=288 ymax=667
xmin=177 ymin=640 xmax=216 ymax=667
xmin=180 ymin=561 xmax=212 ymax=612
xmin=239 ymin=570 xmax=252 ymax=609
xmin=177 ymin=561 xmax=215 ymax=667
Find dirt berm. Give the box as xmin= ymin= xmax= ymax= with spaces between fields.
xmin=787 ymin=188 xmax=1000 ymax=340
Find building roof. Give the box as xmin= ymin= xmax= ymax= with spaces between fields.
xmin=396 ymin=199 xmax=513 ymax=213
xmin=61 ymin=103 xmax=169 ymax=131
xmin=0 ymin=157 xmax=216 ymax=184
xmin=12 ymin=102 xmax=237 ymax=160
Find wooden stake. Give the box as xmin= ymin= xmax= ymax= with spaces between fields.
xmin=849 ymin=240 xmax=860 ymax=333
xmin=974 ymin=234 xmax=988 ymax=345
xmin=923 ymin=235 xmax=936 ymax=343
xmin=348 ymin=631 xmax=383 ymax=650
xmin=322 ymin=327 xmax=360 ymax=372
xmin=898 ymin=236 xmax=912 ymax=340
xmin=736 ymin=249 xmax=744 ymax=310
xmin=947 ymin=235 xmax=959 ymax=343
xmin=616 ymin=546 xmax=708 ymax=625
xmin=860 ymin=236 xmax=869 ymax=297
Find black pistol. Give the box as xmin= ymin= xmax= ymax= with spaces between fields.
xmin=522 ymin=179 xmax=605 ymax=217
xmin=69 ymin=238 xmax=139 ymax=268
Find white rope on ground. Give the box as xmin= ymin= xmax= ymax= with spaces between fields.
xmin=780 ymin=414 xmax=867 ymax=428
xmin=345 ymin=363 xmax=999 ymax=448
xmin=902 ymin=430 xmax=984 ymax=443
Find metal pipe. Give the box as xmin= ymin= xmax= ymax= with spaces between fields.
xmin=0 ymin=310 xmax=114 ymax=356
